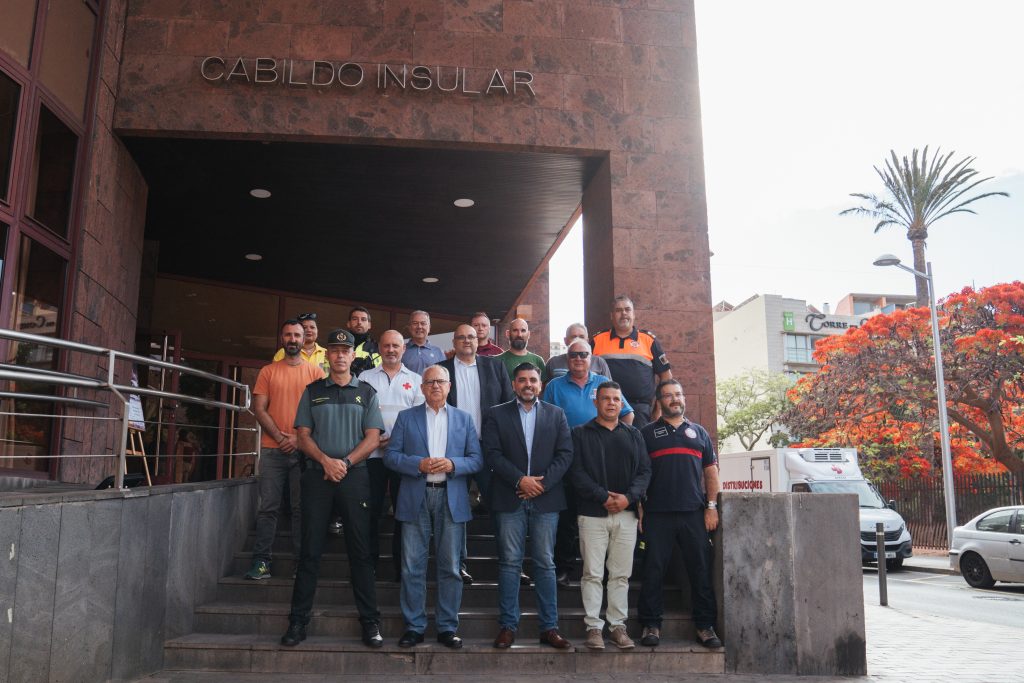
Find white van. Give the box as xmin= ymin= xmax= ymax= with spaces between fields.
xmin=718 ymin=447 xmax=913 ymax=570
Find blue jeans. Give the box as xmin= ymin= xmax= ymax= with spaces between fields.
xmin=401 ymin=486 xmax=465 ymax=634
xmin=495 ymin=502 xmax=559 ymax=631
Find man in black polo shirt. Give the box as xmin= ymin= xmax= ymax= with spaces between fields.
xmin=638 ymin=379 xmax=722 ymax=649
xmin=281 ymin=329 xmax=386 ymax=649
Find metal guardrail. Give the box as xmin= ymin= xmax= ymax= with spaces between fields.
xmin=0 ymin=328 xmax=259 ymax=488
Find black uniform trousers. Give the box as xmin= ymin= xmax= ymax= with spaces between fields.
xmin=366 ymin=457 xmax=402 ymax=578
xmin=638 ymin=509 xmax=717 ymax=630
xmin=289 ymin=463 xmax=380 ymax=626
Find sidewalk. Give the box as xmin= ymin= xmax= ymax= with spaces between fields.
xmin=902 ymin=550 xmax=955 ymax=575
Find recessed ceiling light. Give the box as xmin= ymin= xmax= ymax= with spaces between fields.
xmin=185 ymin=292 xmax=198 ymax=298
xmin=250 ymin=188 xmax=271 ymax=199
xmin=208 ymin=318 xmax=217 ymax=323
xmin=422 ymin=277 xmax=439 ymax=284
xmin=221 ymin=338 xmax=231 ymax=342
xmin=245 ymin=253 xmax=263 ymax=261
xmin=453 ymin=198 xmax=474 ymax=208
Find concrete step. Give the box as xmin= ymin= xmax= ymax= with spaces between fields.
xmin=192 ymin=602 xmax=697 ymax=640
xmin=234 ymin=553 xmax=524 ymax=582
xmin=163 ymin=633 xmax=725 ymax=675
xmin=233 ymin=552 xmax=648 ymax=583
xmin=247 ymin=530 xmax=504 ymax=557
xmin=216 ymin=576 xmax=684 ymax=609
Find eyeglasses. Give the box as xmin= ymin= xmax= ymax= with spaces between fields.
xmin=422 ymin=379 xmax=451 ymax=387
xmin=568 ymin=351 xmax=590 ymax=359
xmin=297 ymin=312 xmax=317 ymax=321
xmin=453 ymin=334 xmax=475 ymax=342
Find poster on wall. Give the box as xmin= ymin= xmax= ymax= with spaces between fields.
xmin=128 ymin=369 xmax=145 ymax=431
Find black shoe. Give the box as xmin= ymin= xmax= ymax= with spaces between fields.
xmin=460 ymin=568 xmax=474 ymax=584
xmin=437 ymin=631 xmax=463 ymax=649
xmin=520 ymin=571 xmax=531 ymax=586
xmin=398 ymin=630 xmax=424 ymax=648
xmin=695 ymin=626 xmax=723 ymax=649
xmin=280 ymin=622 xmax=306 ymax=647
xmin=556 ymin=570 xmax=570 ymax=588
xmin=362 ymin=622 xmax=384 ymax=648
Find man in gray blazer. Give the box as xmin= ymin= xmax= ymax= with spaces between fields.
xmin=385 ymin=365 xmax=483 ymax=649
xmin=483 ymin=362 xmax=574 ymax=650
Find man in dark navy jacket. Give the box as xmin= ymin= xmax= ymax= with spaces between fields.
xmin=483 ymin=362 xmax=574 ymax=650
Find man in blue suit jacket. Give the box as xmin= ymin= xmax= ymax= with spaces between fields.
xmin=384 ymin=365 xmax=483 ymax=649
xmin=482 ymin=362 xmax=574 ymax=650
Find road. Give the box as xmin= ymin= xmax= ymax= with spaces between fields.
xmin=862 ymin=567 xmax=1024 ymax=628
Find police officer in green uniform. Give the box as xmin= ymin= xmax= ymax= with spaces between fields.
xmin=281 ymin=329 xmax=386 ymax=649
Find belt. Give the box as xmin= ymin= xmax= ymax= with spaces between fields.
xmin=425 ymin=480 xmax=447 ymax=488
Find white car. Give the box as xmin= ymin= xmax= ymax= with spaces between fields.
xmin=949 ymin=505 xmax=1024 ymax=588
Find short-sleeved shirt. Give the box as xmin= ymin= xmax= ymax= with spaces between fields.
xmin=543 ymin=352 xmax=611 ymax=383
xmin=498 ymin=350 xmax=546 ymax=380
xmin=358 ymin=364 xmax=425 ymax=459
xmin=640 ymin=417 xmax=716 ymax=512
xmin=402 ymin=340 xmax=446 ymax=375
xmin=253 ymin=360 xmax=325 ymax=449
xmin=476 ymin=340 xmax=504 ymax=357
xmin=543 ymin=372 xmax=633 ymax=428
xmin=294 ymin=375 xmax=385 ymax=466
xmin=273 ymin=343 xmax=328 ymax=375
xmin=592 ymin=328 xmax=671 ymax=405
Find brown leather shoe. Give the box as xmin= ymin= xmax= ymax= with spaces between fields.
xmin=493 ymin=627 xmax=515 ymax=649
xmin=538 ymin=629 xmax=571 ymax=649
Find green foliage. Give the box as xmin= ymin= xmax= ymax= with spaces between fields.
xmin=716 ymin=369 xmax=794 ymax=452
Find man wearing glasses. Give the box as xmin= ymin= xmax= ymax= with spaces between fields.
xmin=273 ymin=312 xmax=328 ymax=375
xmin=438 ymin=323 xmax=513 ymax=583
xmin=384 ymin=365 xmax=483 ymax=649
xmin=543 ymin=339 xmax=633 ymax=587
xmin=543 ymin=323 xmax=612 ymax=383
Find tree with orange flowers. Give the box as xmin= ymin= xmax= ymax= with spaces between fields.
xmin=785 ymin=282 xmax=1024 ymax=474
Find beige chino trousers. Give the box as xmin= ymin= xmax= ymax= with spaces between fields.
xmin=578 ymin=510 xmax=637 ymax=631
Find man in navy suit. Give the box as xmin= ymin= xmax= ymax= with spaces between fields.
xmin=438 ymin=323 xmax=513 ymax=582
xmin=483 ymin=362 xmax=574 ymax=650
xmin=384 ymin=365 xmax=483 ymax=649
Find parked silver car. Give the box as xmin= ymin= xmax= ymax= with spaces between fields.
xmin=949 ymin=505 xmax=1024 ymax=588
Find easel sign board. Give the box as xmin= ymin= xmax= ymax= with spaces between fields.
xmin=128 ymin=369 xmax=145 ymax=431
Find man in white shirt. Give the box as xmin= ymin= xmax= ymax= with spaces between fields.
xmin=385 ymin=365 xmax=483 ymax=649
xmin=359 ymin=330 xmax=425 ymax=580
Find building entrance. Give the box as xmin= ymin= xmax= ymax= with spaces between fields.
xmin=127 ymin=136 xmax=602 ymax=481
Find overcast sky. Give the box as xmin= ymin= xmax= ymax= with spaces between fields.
xmin=550 ymin=0 xmax=1023 ymax=337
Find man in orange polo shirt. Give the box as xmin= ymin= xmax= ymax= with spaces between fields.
xmin=246 ymin=319 xmax=326 ymax=581
xmin=592 ymin=295 xmax=672 ymax=428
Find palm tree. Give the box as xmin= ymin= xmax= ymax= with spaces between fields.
xmin=841 ymin=147 xmax=1008 ymax=306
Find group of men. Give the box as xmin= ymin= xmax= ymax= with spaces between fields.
xmin=248 ymin=297 xmax=721 ymax=653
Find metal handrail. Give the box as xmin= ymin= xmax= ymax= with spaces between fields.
xmin=0 ymin=327 xmax=260 ymax=488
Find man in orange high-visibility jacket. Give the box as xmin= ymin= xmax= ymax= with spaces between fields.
xmin=591 ymin=295 xmax=672 ymax=428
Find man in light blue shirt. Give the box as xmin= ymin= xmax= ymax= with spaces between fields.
xmin=402 ymin=310 xmax=447 ymax=375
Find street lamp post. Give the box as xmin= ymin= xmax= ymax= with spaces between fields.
xmin=873 ymin=254 xmax=957 ymax=546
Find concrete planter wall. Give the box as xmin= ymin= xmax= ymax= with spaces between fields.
xmin=0 ymin=478 xmax=256 ymax=682
xmin=718 ymin=492 xmax=867 ymax=675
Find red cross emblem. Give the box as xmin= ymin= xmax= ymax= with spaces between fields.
xmin=403 ymin=382 xmax=412 ymax=390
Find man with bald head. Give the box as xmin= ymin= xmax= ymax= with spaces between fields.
xmin=498 ymin=318 xmax=546 ymax=380
xmin=359 ymin=330 xmax=425 ymax=579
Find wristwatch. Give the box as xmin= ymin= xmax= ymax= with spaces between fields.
xmin=341 ymin=456 xmax=353 ymax=469
xmin=707 ymin=501 xmax=718 ymax=510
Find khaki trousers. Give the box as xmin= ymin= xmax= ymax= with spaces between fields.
xmin=578 ymin=510 xmax=637 ymax=630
